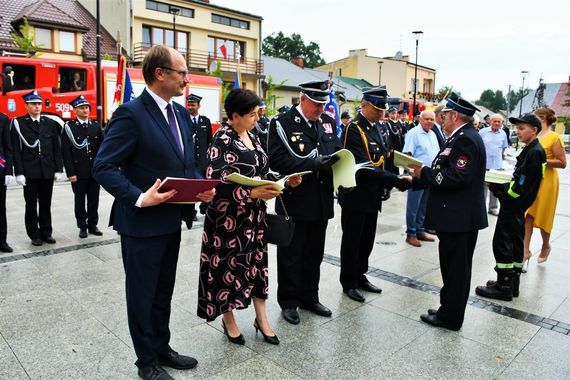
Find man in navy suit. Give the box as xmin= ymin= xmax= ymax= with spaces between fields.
xmin=93 ymin=45 xmax=215 ymax=380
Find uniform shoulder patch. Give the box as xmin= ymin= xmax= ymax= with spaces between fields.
xmin=456 ymin=155 xmax=468 ymax=169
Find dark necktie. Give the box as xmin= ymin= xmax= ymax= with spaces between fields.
xmin=166 ymin=103 xmax=183 ymax=154
xmin=33 ymin=120 xmax=40 ymax=128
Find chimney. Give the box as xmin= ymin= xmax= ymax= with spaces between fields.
xmin=291 ymin=56 xmax=304 ymax=68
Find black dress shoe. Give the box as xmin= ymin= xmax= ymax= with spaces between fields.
xmin=222 ymin=320 xmax=245 ymax=345
xmin=360 ymin=280 xmax=382 ymax=294
xmin=88 ymin=226 xmax=103 ymax=236
xmin=42 ymin=236 xmax=56 ymax=244
xmin=427 ymin=308 xmax=438 ymax=316
xmin=158 ymin=350 xmax=198 ymax=369
xmin=300 ymin=302 xmax=332 ymax=317
xmin=254 ymin=319 xmax=280 ymax=345
xmin=137 ymin=365 xmax=173 ymax=380
xmin=282 ymin=308 xmax=300 ymax=325
xmin=344 ymin=288 xmax=365 ymax=302
xmin=0 ymin=241 xmax=13 ymax=253
xmin=79 ymin=228 xmax=88 ymax=238
xmin=420 ymin=313 xmax=460 ymax=331
xmin=31 ymin=238 xmax=43 ymax=246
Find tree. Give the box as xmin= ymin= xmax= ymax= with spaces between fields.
xmin=10 ymin=17 xmax=40 ymax=56
xmin=262 ymin=75 xmax=286 ymax=117
xmin=475 ymin=89 xmax=507 ymax=112
xmin=262 ymin=32 xmax=325 ymax=68
xmin=435 ymin=86 xmax=456 ymax=102
xmin=506 ymin=88 xmax=532 ymax=113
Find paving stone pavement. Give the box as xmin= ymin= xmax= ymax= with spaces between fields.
xmin=1 ymin=153 xmax=570 ymax=379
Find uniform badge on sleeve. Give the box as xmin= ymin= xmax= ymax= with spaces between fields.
xmin=436 ymin=172 xmax=443 ymax=184
xmin=323 ymin=123 xmax=333 ymax=134
xmin=456 ymin=155 xmax=468 ymax=170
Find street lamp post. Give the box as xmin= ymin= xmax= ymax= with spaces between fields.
xmin=169 ymin=7 xmax=180 ymax=47
xmin=377 ymin=60 xmax=384 ymax=86
xmin=519 ymin=70 xmax=528 ymax=116
xmin=412 ymin=31 xmax=423 ymax=118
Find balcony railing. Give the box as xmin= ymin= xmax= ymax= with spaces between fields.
xmin=133 ymin=43 xmax=263 ymax=76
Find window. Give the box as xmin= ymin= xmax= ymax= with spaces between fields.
xmin=1 ymin=64 xmax=35 ymax=92
xmin=145 ymin=0 xmax=194 ymax=18
xmin=35 ymin=27 xmax=52 ymax=49
xmin=153 ymin=28 xmax=164 ymax=45
xmin=177 ymin=32 xmax=187 ymax=52
xmin=211 ymin=14 xmax=249 ymax=30
xmin=58 ymin=67 xmax=86 ymax=93
xmin=59 ymin=31 xmax=75 ymax=52
xmin=410 ymin=78 xmax=418 ymax=93
xmin=208 ymin=36 xmax=245 ymax=61
xmin=143 ymin=26 xmax=189 ymax=51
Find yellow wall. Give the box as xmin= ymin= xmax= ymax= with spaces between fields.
xmin=33 ymin=27 xmax=83 ymax=60
xmin=316 ymin=49 xmax=436 ymax=100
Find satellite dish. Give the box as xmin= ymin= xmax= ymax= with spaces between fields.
xmin=395 ymin=51 xmax=403 ymax=60
xmin=208 ymin=61 xmax=218 ymax=73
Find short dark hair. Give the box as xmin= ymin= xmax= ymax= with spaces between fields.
xmin=142 ymin=45 xmax=172 ymax=85
xmin=224 ymin=88 xmax=260 ymax=118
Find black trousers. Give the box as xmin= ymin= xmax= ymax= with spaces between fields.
xmin=277 ymin=219 xmax=328 ymax=309
xmin=436 ymin=230 xmax=478 ymax=329
xmin=71 ymin=177 xmax=100 ymax=229
xmin=121 ymin=230 xmax=181 ymax=367
xmin=493 ymin=206 xmax=524 ymax=265
xmin=340 ymin=208 xmax=378 ymax=289
xmin=0 ymin=183 xmax=6 ymax=241
xmin=23 ymin=178 xmax=54 ymax=240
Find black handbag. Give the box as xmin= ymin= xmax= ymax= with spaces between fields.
xmin=265 ymin=196 xmax=295 ymax=246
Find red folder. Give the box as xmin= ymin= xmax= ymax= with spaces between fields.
xmin=158 ymin=177 xmax=220 ymax=204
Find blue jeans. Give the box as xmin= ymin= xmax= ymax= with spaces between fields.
xmin=406 ymin=189 xmax=429 ymax=237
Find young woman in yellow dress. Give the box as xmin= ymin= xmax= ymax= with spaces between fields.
xmin=523 ymin=107 xmax=567 ymax=267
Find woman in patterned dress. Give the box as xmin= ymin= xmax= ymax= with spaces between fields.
xmin=197 ymin=88 xmax=301 ymax=345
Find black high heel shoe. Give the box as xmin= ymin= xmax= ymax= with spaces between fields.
xmin=222 ymin=320 xmax=245 ymax=345
xmin=254 ymin=319 xmax=280 ymax=345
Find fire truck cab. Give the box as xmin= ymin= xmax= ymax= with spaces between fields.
xmin=1 ymin=56 xmax=96 ymax=120
xmin=0 ymin=56 xmax=223 ymax=128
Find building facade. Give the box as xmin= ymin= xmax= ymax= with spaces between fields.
xmin=79 ymin=0 xmax=264 ymax=91
xmin=316 ymin=48 xmax=436 ymax=101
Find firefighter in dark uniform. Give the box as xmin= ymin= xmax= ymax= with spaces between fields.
xmin=62 ymin=95 xmax=104 ymax=238
xmin=0 ymin=112 xmax=13 ymax=252
xmin=253 ymin=99 xmax=270 ymax=150
xmin=339 ymin=111 xmax=351 ymax=135
xmin=11 ymin=90 xmax=64 ymax=246
xmin=387 ymin=107 xmax=405 ymax=175
xmin=409 ymin=92 xmax=488 ymax=331
xmin=475 ymin=114 xmax=546 ymax=301
xmin=268 ymin=79 xmax=343 ymax=325
xmin=339 ymin=87 xmax=407 ymax=302
xmin=187 ymin=93 xmax=212 ymax=218
xmin=187 ymin=94 xmax=212 ymax=175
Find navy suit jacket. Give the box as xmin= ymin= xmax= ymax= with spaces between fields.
xmin=93 ymin=89 xmax=202 ymax=237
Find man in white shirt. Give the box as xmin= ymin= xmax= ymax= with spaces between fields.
xmin=403 ymin=110 xmax=440 ymax=247
xmin=479 ymin=114 xmax=508 ymax=215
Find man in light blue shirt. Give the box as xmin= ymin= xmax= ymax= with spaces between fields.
xmin=479 ymin=114 xmax=508 ymax=215
xmin=403 ymin=110 xmax=440 ymax=247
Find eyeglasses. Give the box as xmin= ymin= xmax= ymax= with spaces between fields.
xmin=160 ymin=66 xmax=189 ymax=78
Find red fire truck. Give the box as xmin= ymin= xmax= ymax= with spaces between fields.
xmin=0 ymin=56 xmax=222 ymax=127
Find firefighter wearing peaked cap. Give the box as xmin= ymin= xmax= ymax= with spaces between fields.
xmin=339 ymin=87 xmax=409 ymax=303
xmin=11 ymin=90 xmax=64 ymax=246
xmin=253 ymin=99 xmax=270 ymax=151
xmin=408 ymin=91 xmax=488 ymax=331
xmin=267 ymin=79 xmax=343 ymax=324
xmin=62 ymin=95 xmax=104 ymax=238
